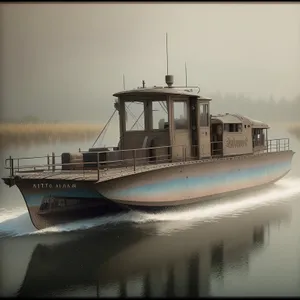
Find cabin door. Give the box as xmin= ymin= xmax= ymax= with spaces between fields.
xmin=198 ymin=102 xmax=211 ymax=158
xmin=211 ymin=123 xmax=223 ymax=156
xmin=190 ymin=97 xmax=198 ymax=158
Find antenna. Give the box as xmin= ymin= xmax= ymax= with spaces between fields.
xmin=123 ymin=74 xmax=126 ymax=90
xmin=166 ymin=32 xmax=169 ymax=75
xmin=165 ymin=33 xmax=174 ymax=87
xmin=185 ymin=62 xmax=188 ymax=87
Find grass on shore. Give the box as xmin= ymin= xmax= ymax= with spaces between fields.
xmin=0 ymin=123 xmax=103 ymax=147
xmin=1 ymin=121 xmax=299 ymax=148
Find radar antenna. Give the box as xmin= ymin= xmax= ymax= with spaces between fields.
xmin=166 ymin=32 xmax=169 ymax=75
xmin=185 ymin=62 xmax=188 ymax=87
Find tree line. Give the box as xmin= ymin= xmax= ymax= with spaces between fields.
xmin=209 ymin=92 xmax=300 ymax=123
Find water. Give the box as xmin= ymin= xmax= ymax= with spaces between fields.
xmin=1 ymin=126 xmax=300 ymax=297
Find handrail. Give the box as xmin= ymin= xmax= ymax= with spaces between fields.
xmin=3 ymin=138 xmax=291 ymax=179
xmin=266 ymin=138 xmax=290 ymax=153
xmin=4 ymin=144 xmax=186 ymax=179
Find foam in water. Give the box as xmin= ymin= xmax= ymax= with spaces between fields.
xmin=0 ymin=207 xmax=27 ymax=223
xmin=1 ymin=177 xmax=300 ymax=237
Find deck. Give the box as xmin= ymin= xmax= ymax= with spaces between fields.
xmin=12 ymin=161 xmax=189 ymax=182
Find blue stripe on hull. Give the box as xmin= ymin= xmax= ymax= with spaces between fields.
xmin=109 ymin=161 xmax=291 ymax=200
xmin=25 ymin=189 xmax=103 ymax=207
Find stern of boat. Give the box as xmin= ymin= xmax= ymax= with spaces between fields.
xmin=4 ymin=177 xmax=122 ymax=230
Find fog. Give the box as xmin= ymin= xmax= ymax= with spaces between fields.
xmin=0 ymin=3 xmax=299 ymax=123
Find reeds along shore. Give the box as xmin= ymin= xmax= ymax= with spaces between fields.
xmin=0 ymin=123 xmax=103 ymax=148
xmin=288 ymin=123 xmax=300 ymax=140
xmin=1 ymin=122 xmax=299 ymax=150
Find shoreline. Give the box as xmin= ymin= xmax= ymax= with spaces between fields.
xmin=1 ymin=121 xmax=299 ymax=149
xmin=0 ymin=123 xmax=103 ymax=148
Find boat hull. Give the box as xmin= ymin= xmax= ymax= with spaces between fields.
xmin=3 ymin=150 xmax=294 ymax=230
xmin=97 ymin=151 xmax=294 ymax=207
xmin=14 ymin=180 xmax=122 ymax=230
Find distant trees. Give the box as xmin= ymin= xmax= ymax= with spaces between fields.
xmin=209 ymin=92 xmax=300 ymax=122
xmin=4 ymin=94 xmax=299 ymax=124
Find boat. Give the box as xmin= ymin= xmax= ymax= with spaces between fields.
xmin=2 ymin=73 xmax=295 ymax=230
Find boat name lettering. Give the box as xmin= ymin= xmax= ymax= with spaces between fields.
xmin=32 ymin=183 xmax=77 ymax=189
xmin=225 ymin=137 xmax=248 ymax=148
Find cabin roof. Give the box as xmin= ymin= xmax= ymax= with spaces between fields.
xmin=113 ymin=87 xmax=211 ymax=101
xmin=212 ymin=113 xmax=269 ymax=128
xmin=242 ymin=115 xmax=270 ymax=128
xmin=212 ymin=114 xmax=241 ymax=124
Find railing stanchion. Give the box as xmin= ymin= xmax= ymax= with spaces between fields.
xmin=9 ymin=156 xmax=14 ymax=177
xmin=97 ymin=152 xmax=100 ymax=181
xmin=47 ymin=154 xmax=50 ymax=171
xmin=52 ymin=152 xmax=55 ymax=172
xmin=133 ymin=150 xmax=136 ymax=171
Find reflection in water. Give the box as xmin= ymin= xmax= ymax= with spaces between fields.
xmin=0 ymin=202 xmax=292 ymax=298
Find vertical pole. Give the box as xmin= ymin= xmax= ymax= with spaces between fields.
xmin=185 ymin=62 xmax=188 ymax=87
xmin=133 ymin=149 xmax=136 ymax=171
xmin=17 ymin=159 xmax=20 ymax=172
xmin=9 ymin=156 xmax=14 ymax=177
xmin=166 ymin=32 xmax=169 ymax=75
xmin=97 ymin=152 xmax=100 ymax=181
xmin=123 ymin=74 xmax=126 ymax=90
xmin=266 ymin=129 xmax=269 ymax=152
xmin=52 ymin=152 xmax=55 ymax=172
xmin=47 ymin=154 xmax=50 ymax=171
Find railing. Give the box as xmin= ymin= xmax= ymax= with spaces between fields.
xmin=267 ymin=138 xmax=290 ymax=153
xmin=4 ymin=144 xmax=187 ymax=180
xmin=3 ymin=138 xmax=291 ymax=180
xmin=211 ymin=141 xmax=223 ymax=156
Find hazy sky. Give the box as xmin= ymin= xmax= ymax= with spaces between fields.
xmin=0 ymin=3 xmax=299 ymax=122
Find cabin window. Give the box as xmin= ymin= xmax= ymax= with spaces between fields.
xmin=173 ymin=100 xmax=188 ymax=129
xmin=125 ymin=100 xmax=145 ymax=131
xmin=224 ymin=123 xmax=242 ymax=132
xmin=199 ymin=103 xmax=209 ymax=126
xmin=152 ymin=101 xmax=168 ymax=130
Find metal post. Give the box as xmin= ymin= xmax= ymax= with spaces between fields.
xmin=276 ymin=139 xmax=279 ymax=152
xmin=52 ymin=152 xmax=55 ymax=172
xmin=47 ymin=154 xmax=50 ymax=171
xmin=97 ymin=152 xmax=100 ymax=181
xmin=266 ymin=129 xmax=268 ymax=152
xmin=9 ymin=156 xmax=14 ymax=177
xmin=133 ymin=150 xmax=136 ymax=171
xmin=17 ymin=159 xmax=20 ymax=172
